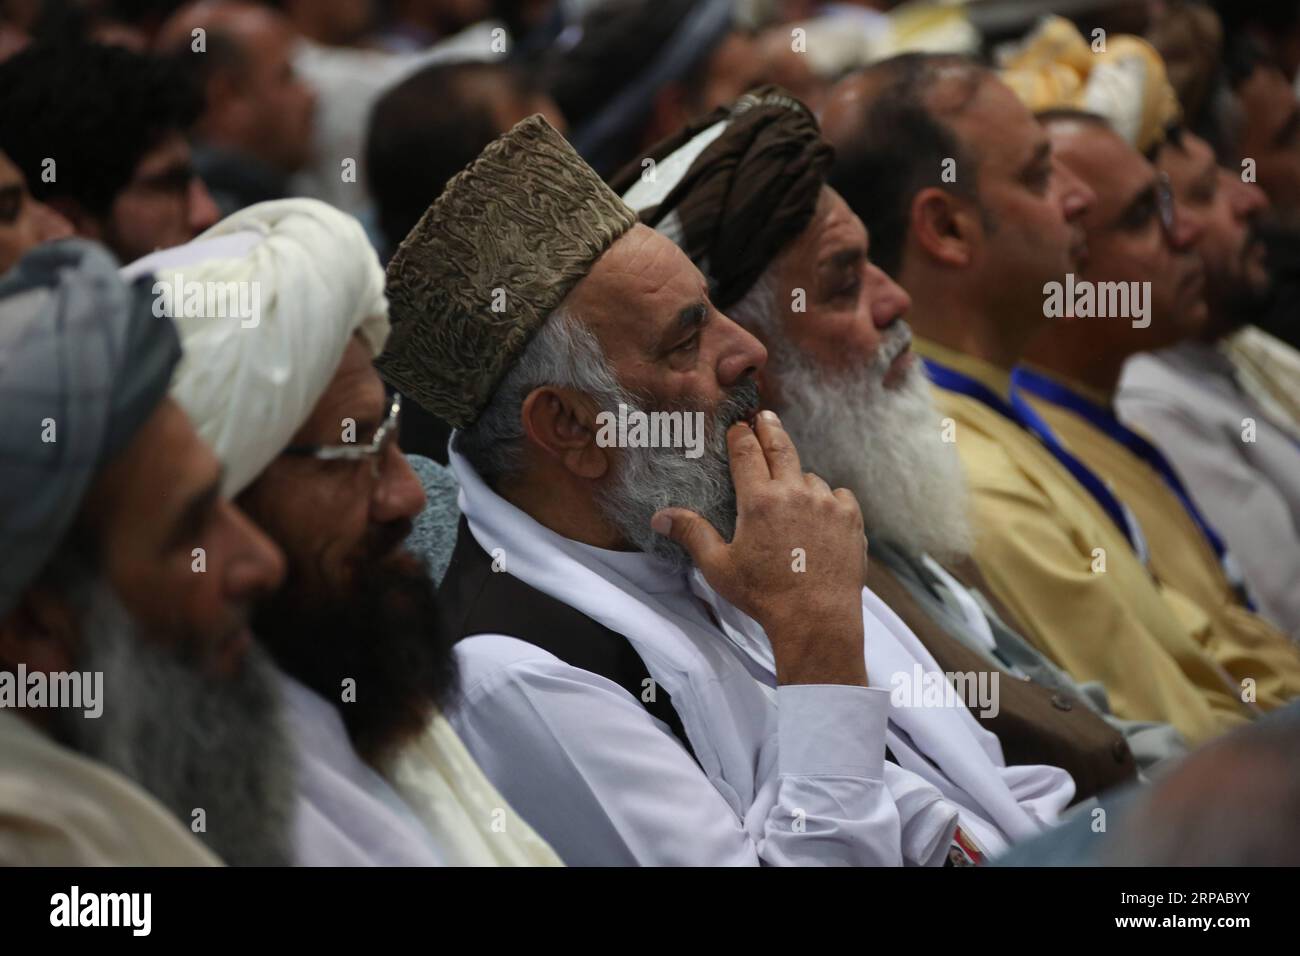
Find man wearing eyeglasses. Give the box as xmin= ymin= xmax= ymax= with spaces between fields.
xmin=134 ymin=198 xmax=560 ymax=865
xmin=823 ymin=54 xmax=1253 ymax=742
xmin=1016 ymin=111 xmax=1300 ymax=708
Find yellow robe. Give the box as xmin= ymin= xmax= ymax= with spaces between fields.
xmin=918 ymin=340 xmax=1250 ymax=744
xmin=1021 ymin=371 xmax=1300 ymax=711
xmin=0 ymin=710 xmax=221 ymax=866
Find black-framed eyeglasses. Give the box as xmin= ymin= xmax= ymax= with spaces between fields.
xmin=283 ymin=393 xmax=402 ymax=479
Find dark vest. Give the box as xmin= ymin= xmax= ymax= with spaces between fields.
xmin=438 ymin=518 xmax=696 ymax=761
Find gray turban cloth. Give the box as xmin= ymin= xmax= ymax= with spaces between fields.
xmin=0 ymin=239 xmax=181 ymax=616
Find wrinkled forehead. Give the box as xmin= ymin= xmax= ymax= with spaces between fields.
xmin=565 ymin=223 xmax=710 ymax=356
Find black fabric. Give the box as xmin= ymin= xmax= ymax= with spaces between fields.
xmin=438 ymin=517 xmax=698 ymax=763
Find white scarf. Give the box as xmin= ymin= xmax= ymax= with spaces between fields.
xmin=450 ymin=448 xmax=1072 ymax=863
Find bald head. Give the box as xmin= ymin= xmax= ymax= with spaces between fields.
xmin=159 ymin=1 xmax=315 ymax=174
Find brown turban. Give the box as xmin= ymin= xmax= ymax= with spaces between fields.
xmin=609 ymin=86 xmax=833 ymax=310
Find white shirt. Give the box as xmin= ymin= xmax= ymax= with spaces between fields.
xmin=1119 ymin=343 xmax=1300 ymax=639
xmin=279 ymin=672 xmax=446 ymax=866
xmin=445 ymin=450 xmax=1073 ymax=866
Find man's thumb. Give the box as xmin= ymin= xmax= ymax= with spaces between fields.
xmin=651 ymin=507 xmax=725 ymax=568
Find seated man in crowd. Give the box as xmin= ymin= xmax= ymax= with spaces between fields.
xmin=822 ymin=53 xmax=1254 ymax=744
xmin=1117 ymin=127 xmax=1300 ymax=641
xmin=542 ymin=0 xmax=761 ymax=177
xmin=610 ymin=86 xmax=1184 ymax=785
xmin=1017 ymin=108 xmax=1300 ymax=691
xmin=0 ymin=149 xmax=71 ymax=275
xmin=157 ymin=1 xmax=318 ymax=217
xmin=380 ymin=114 xmax=1076 ymax=866
xmin=0 ymin=41 xmax=220 ymax=263
xmin=130 ymin=198 xmax=559 ymax=866
xmin=0 ymin=240 xmax=289 ymax=865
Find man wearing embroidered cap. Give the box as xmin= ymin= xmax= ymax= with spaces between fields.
xmin=0 ymin=239 xmax=289 ymax=865
xmin=383 ymin=113 xmax=1075 ymax=866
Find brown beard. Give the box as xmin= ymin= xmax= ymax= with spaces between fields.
xmin=251 ymin=545 xmax=459 ymax=766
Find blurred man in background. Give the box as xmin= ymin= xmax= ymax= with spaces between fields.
xmin=0 ymin=41 xmax=219 ymax=262
xmin=158 ymin=1 xmax=318 ymax=217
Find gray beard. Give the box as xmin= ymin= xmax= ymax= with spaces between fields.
xmin=49 ymin=580 xmax=297 ymax=866
xmin=597 ymin=381 xmax=760 ymax=573
xmin=766 ymin=320 xmax=974 ymax=563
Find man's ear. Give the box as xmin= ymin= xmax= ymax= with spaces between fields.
xmin=0 ymin=588 xmax=79 ymax=677
xmin=911 ymin=186 xmax=977 ymax=268
xmin=520 ymin=386 xmax=610 ymax=480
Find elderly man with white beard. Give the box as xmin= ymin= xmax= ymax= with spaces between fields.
xmin=611 ymin=88 xmax=1189 ymax=788
xmin=381 ymin=113 xmax=1077 ymax=867
xmin=130 ymin=198 xmax=560 ymax=866
xmin=0 ymin=240 xmax=291 ymax=865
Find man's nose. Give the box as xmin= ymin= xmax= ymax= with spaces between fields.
xmin=1055 ymin=158 xmax=1096 ymax=221
xmin=1170 ymin=198 xmax=1205 ymax=252
xmin=371 ymin=441 xmax=427 ymax=525
xmin=188 ymin=176 xmax=221 ymax=236
xmin=221 ymin=500 xmax=287 ymax=602
xmin=869 ymin=264 xmax=911 ymax=328
xmin=715 ymin=310 xmax=767 ymax=388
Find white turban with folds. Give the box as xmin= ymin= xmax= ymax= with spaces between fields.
xmin=123 ymin=199 xmax=389 ymax=497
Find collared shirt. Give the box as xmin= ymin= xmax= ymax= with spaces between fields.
xmin=445 ymin=449 xmax=1073 ymax=866
xmin=916 ymin=338 xmax=1250 ymax=744
xmin=1119 ymin=343 xmax=1300 ymax=639
xmin=1018 ymin=366 xmax=1300 ymax=710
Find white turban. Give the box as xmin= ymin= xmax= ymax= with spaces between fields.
xmin=123 ymin=199 xmax=389 ymax=497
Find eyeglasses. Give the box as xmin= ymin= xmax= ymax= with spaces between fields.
xmin=283 ymin=393 xmax=402 ymax=479
xmin=1155 ymin=172 xmax=1177 ymax=237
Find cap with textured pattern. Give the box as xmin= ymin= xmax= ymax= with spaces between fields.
xmin=378 ymin=114 xmax=639 ymax=427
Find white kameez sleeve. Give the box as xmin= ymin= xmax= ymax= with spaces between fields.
xmin=449 ymin=635 xmax=903 ymax=866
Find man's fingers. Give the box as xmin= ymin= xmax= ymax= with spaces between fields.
xmin=651 ymin=507 xmax=727 ymax=572
xmin=726 ymin=421 xmax=770 ymax=496
xmin=803 ymin=471 xmax=831 ymax=495
xmin=753 ymin=410 xmax=803 ymax=482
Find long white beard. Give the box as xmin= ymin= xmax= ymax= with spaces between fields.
xmin=769 ymin=321 xmax=975 ymax=563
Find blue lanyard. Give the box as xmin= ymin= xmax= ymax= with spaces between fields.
xmin=924 ymin=356 xmax=1148 ymax=561
xmin=1011 ymin=366 xmax=1257 ymax=610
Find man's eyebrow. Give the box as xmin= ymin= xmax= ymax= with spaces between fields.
xmin=168 ymin=467 xmax=224 ymax=548
xmin=1017 ymin=140 xmax=1052 ymax=178
xmin=672 ymin=300 xmax=708 ymax=334
xmin=817 ymin=246 xmax=865 ymax=273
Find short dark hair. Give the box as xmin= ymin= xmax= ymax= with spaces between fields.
xmin=365 ymin=61 xmax=537 ymax=254
xmin=827 ymin=52 xmax=989 ymax=277
xmin=0 ymin=42 xmax=202 ymax=217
